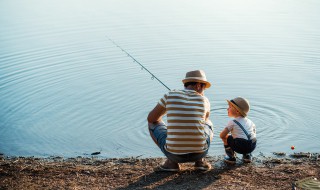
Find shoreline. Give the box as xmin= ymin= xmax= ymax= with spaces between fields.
xmin=0 ymin=153 xmax=319 ymax=189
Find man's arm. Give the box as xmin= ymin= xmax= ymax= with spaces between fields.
xmin=147 ymin=103 xmax=166 ymax=124
xmin=205 ymin=111 xmax=210 ymax=121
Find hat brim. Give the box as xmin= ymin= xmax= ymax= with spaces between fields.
xmin=226 ymin=99 xmax=247 ymax=117
xmin=182 ymin=79 xmax=211 ymax=89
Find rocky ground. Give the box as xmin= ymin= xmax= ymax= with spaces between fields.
xmin=0 ymin=153 xmax=319 ymax=190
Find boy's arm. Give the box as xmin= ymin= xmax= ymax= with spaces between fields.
xmin=147 ymin=103 xmax=166 ymax=124
xmin=220 ymin=128 xmax=229 ymax=139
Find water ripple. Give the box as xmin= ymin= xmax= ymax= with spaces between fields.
xmin=1 ymin=0 xmax=320 ymax=157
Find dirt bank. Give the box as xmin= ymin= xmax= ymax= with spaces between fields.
xmin=0 ymin=153 xmax=319 ymax=190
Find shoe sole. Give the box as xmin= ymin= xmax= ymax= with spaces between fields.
xmin=243 ymin=159 xmax=252 ymax=163
xmin=158 ymin=165 xmax=180 ymax=172
xmin=195 ymin=166 xmax=211 ymax=171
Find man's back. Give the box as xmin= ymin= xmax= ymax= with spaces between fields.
xmin=159 ymin=89 xmax=210 ymax=154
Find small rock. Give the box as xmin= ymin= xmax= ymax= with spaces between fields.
xmin=290 ymin=152 xmax=311 ymax=158
xmin=273 ymin=152 xmax=286 ymax=156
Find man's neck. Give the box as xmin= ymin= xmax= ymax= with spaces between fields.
xmin=185 ymin=86 xmax=203 ymax=95
xmin=185 ymin=86 xmax=196 ymax=91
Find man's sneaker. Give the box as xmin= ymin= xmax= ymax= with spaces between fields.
xmin=243 ymin=154 xmax=252 ymax=163
xmin=224 ymin=155 xmax=236 ymax=164
xmin=158 ymin=159 xmax=180 ymax=172
xmin=194 ymin=159 xmax=212 ymax=171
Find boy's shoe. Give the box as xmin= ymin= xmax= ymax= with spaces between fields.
xmin=224 ymin=146 xmax=236 ymax=164
xmin=194 ymin=159 xmax=212 ymax=171
xmin=243 ymin=154 xmax=252 ymax=163
xmin=224 ymin=155 xmax=236 ymax=164
xmin=158 ymin=159 xmax=180 ymax=172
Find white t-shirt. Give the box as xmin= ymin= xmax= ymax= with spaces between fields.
xmin=226 ymin=117 xmax=256 ymax=140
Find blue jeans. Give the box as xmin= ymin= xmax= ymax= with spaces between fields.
xmin=148 ymin=121 xmax=213 ymax=163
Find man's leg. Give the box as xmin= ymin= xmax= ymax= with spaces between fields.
xmin=148 ymin=122 xmax=180 ymax=171
xmin=148 ymin=122 xmax=162 ymax=147
xmin=194 ymin=123 xmax=213 ymax=171
xmin=148 ymin=122 xmax=168 ymax=152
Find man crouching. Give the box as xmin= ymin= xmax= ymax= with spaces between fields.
xmin=147 ymin=70 xmax=214 ymax=171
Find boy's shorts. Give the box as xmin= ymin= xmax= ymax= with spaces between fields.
xmin=227 ymin=135 xmax=256 ymax=154
xmin=148 ymin=121 xmax=213 ymax=163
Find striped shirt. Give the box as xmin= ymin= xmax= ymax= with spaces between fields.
xmin=158 ymin=89 xmax=211 ymax=154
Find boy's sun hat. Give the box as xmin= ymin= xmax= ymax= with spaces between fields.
xmin=227 ymin=97 xmax=250 ymax=117
xmin=182 ymin=70 xmax=211 ymax=89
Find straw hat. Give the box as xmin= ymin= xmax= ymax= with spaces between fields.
xmin=227 ymin=97 xmax=250 ymax=117
xmin=182 ymin=70 xmax=211 ymax=89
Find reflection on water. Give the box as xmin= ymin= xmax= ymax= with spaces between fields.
xmin=0 ymin=0 xmax=319 ymax=158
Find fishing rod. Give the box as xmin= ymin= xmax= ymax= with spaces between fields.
xmin=107 ymin=37 xmax=171 ymax=91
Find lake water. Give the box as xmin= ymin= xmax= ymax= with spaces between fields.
xmin=0 ymin=0 xmax=319 ymax=158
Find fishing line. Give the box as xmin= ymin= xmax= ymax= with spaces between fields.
xmin=107 ymin=37 xmax=171 ymax=91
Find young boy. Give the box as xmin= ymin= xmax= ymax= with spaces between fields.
xmin=220 ymin=97 xmax=257 ymax=164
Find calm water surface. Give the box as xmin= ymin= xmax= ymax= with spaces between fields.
xmin=0 ymin=0 xmax=319 ymax=158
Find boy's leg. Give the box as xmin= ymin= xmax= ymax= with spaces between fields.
xmin=224 ymin=135 xmax=236 ymax=164
xmin=242 ymin=139 xmax=257 ymax=163
xmin=242 ymin=153 xmax=252 ymax=163
xmin=220 ymin=132 xmax=228 ymax=145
